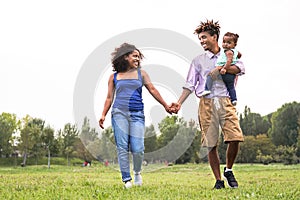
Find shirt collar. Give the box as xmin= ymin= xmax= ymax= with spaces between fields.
xmin=206 ymin=47 xmax=221 ymax=59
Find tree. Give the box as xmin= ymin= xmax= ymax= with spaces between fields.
xmin=72 ymin=138 xmax=94 ymax=163
xmin=18 ymin=115 xmax=45 ymax=166
xmin=58 ymin=123 xmax=79 ymax=166
xmin=29 ymin=118 xmax=45 ymax=165
xmin=79 ymin=117 xmax=98 ymax=146
xmin=239 ymin=106 xmax=271 ymax=136
xmin=98 ymin=126 xmax=116 ymax=162
xmin=0 ymin=112 xmax=19 ymax=157
xmin=237 ymin=134 xmax=276 ymax=163
xmin=237 ymin=135 xmax=257 ymax=163
xmin=41 ymin=125 xmax=55 ymax=168
xmin=77 ymin=117 xmax=99 ymax=162
xmin=144 ymin=124 xmax=158 ymax=154
xmin=274 ymin=145 xmax=298 ymax=165
xmin=269 ymin=102 xmax=300 ymax=146
xmin=296 ymin=119 xmax=300 ymax=157
xmin=175 ymin=120 xmax=199 ymax=164
xmin=157 ymin=116 xmax=181 ymax=149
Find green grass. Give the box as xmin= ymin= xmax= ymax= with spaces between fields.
xmin=0 ymin=163 xmax=299 ymax=199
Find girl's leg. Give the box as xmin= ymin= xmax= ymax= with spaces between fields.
xmin=129 ymin=111 xmax=145 ymax=174
xmin=221 ymin=74 xmax=237 ymax=102
xmin=112 ymin=109 xmax=131 ymax=182
xmin=205 ymin=75 xmax=213 ymax=91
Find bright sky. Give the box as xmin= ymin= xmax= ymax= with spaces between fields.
xmin=1 ymin=0 xmax=299 ymax=131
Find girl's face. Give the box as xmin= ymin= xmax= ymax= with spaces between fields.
xmin=126 ymin=50 xmax=140 ymax=69
xmin=222 ymin=36 xmax=236 ymax=50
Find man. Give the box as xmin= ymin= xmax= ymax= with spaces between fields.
xmin=171 ymin=20 xmax=245 ymax=189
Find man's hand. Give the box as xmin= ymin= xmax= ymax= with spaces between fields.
xmin=210 ymin=67 xmax=221 ymax=80
xmin=169 ymin=102 xmax=181 ymax=114
xmin=220 ymin=68 xmax=226 ymax=75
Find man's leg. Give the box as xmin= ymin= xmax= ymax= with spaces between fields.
xmin=199 ymin=98 xmax=225 ymax=189
xmin=226 ymin=141 xmax=239 ymax=169
xmin=220 ymin=97 xmax=243 ymax=188
xmin=208 ymin=146 xmax=221 ymax=180
xmin=223 ymin=141 xmax=240 ymax=188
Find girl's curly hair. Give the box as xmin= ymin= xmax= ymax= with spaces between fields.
xmin=111 ymin=43 xmax=144 ymax=72
xmin=224 ymin=32 xmax=239 ymax=44
xmin=194 ymin=19 xmax=221 ymax=41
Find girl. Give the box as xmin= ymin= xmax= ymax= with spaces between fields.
xmin=99 ymin=43 xmax=171 ymax=188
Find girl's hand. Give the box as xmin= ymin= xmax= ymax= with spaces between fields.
xmin=164 ymin=105 xmax=173 ymax=115
xmin=169 ymin=102 xmax=181 ymax=114
xmin=99 ymin=116 xmax=105 ymax=129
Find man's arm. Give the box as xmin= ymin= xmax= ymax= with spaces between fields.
xmin=170 ymin=88 xmax=192 ymax=114
xmin=224 ymin=65 xmax=241 ymax=74
xmin=178 ymin=88 xmax=192 ymax=105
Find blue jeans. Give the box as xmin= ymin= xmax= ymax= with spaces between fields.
xmin=111 ymin=108 xmax=145 ymax=182
xmin=205 ymin=73 xmax=237 ymax=102
xmin=221 ymin=73 xmax=237 ymax=102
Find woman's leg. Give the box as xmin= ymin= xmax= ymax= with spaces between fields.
xmin=112 ymin=109 xmax=131 ymax=182
xmin=129 ymin=111 xmax=145 ymax=174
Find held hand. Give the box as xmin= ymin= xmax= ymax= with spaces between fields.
xmin=99 ymin=116 xmax=105 ymax=129
xmin=210 ymin=67 xmax=221 ymax=80
xmin=170 ymin=102 xmax=181 ymax=114
xmin=164 ymin=105 xmax=173 ymax=115
xmin=220 ymin=68 xmax=226 ymax=75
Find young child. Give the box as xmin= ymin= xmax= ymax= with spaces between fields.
xmin=99 ymin=43 xmax=171 ymax=189
xmin=202 ymin=32 xmax=242 ymax=105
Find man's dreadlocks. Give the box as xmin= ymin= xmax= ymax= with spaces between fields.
xmin=194 ymin=19 xmax=221 ymax=41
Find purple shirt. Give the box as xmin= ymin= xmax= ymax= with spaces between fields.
xmin=183 ymin=50 xmax=245 ymax=98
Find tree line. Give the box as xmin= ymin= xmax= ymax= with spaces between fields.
xmin=0 ymin=101 xmax=300 ymax=166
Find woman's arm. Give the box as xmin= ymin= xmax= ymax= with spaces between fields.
xmin=142 ymin=70 xmax=171 ymax=114
xmin=99 ymin=74 xmax=115 ymax=129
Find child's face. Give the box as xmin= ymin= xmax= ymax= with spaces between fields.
xmin=221 ymin=36 xmax=236 ymax=50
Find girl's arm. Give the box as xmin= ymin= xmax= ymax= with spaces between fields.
xmin=99 ymin=74 xmax=115 ymax=129
xmin=142 ymin=70 xmax=171 ymax=114
xmin=220 ymin=50 xmax=234 ymax=74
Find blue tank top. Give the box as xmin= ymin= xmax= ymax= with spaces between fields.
xmin=112 ymin=68 xmax=144 ymax=111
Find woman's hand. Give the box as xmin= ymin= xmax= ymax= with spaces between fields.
xmin=99 ymin=116 xmax=105 ymax=129
xmin=169 ymin=102 xmax=181 ymax=114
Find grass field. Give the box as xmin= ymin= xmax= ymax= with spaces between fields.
xmin=0 ymin=163 xmax=299 ymax=199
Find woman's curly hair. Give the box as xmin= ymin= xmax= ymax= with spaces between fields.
xmin=111 ymin=43 xmax=144 ymax=72
xmin=194 ymin=19 xmax=221 ymax=41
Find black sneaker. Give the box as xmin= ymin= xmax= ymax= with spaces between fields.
xmin=213 ymin=180 xmax=225 ymax=189
xmin=223 ymin=167 xmax=238 ymax=188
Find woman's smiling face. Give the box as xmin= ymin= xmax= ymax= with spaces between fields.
xmin=126 ymin=50 xmax=141 ymax=69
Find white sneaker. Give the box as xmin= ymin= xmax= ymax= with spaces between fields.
xmin=232 ymin=100 xmax=237 ymax=106
xmin=134 ymin=172 xmax=142 ymax=186
xmin=202 ymin=90 xmax=211 ymax=96
xmin=124 ymin=181 xmax=132 ymax=189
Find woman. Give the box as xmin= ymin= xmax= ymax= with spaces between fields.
xmin=99 ymin=43 xmax=171 ymax=189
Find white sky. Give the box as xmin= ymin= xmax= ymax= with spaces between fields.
xmin=1 ymin=0 xmax=299 ymax=131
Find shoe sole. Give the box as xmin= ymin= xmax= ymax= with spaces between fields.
xmin=124 ymin=182 xmax=133 ymax=189
xmin=222 ymin=175 xmax=238 ymax=189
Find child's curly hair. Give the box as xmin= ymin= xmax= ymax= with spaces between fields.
xmin=194 ymin=19 xmax=221 ymax=41
xmin=224 ymin=32 xmax=239 ymax=44
xmin=111 ymin=43 xmax=144 ymax=72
